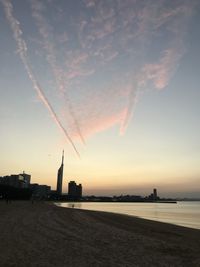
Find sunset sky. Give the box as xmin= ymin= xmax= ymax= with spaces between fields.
xmin=0 ymin=0 xmax=200 ymax=197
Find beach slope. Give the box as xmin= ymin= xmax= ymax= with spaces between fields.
xmin=0 ymin=201 xmax=199 ymax=267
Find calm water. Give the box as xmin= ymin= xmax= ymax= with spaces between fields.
xmin=56 ymin=201 xmax=200 ymax=230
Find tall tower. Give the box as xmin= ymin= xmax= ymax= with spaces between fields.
xmin=56 ymin=150 xmax=64 ymax=195
xmin=153 ymin=188 xmax=157 ymax=200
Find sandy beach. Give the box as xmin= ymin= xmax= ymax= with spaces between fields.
xmin=0 ymin=201 xmax=199 ymax=267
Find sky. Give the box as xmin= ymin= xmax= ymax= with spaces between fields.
xmin=0 ymin=0 xmax=200 ymax=197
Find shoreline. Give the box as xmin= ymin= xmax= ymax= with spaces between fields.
xmin=0 ymin=201 xmax=199 ymax=266
xmin=56 ymin=201 xmax=200 ymax=230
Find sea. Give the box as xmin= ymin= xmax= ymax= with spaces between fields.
xmin=56 ymin=201 xmax=200 ymax=230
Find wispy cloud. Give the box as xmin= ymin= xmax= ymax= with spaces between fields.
xmin=1 ymin=0 xmax=197 ymax=147
xmin=30 ymin=0 xmax=86 ymax=144
xmin=1 ymin=0 xmax=80 ymax=157
xmin=142 ymin=47 xmax=183 ymax=90
xmin=118 ymin=0 xmax=196 ymax=132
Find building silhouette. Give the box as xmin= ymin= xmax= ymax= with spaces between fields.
xmin=30 ymin=183 xmax=51 ymax=199
xmin=68 ymin=181 xmax=82 ymax=200
xmin=0 ymin=172 xmax=31 ymax=188
xmin=56 ymin=150 xmax=64 ymax=195
xmin=147 ymin=188 xmax=159 ymax=201
xmin=153 ymin=188 xmax=157 ymax=200
xmin=0 ymin=172 xmax=32 ymax=200
xmin=20 ymin=172 xmax=31 ymax=188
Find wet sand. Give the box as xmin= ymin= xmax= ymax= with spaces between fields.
xmin=0 ymin=201 xmax=199 ymax=267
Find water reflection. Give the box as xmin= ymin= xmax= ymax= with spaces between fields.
xmin=55 ymin=201 xmax=200 ymax=229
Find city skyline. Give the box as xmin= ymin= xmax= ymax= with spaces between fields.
xmin=0 ymin=0 xmax=200 ymax=198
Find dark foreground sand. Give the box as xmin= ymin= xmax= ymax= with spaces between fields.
xmin=0 ymin=201 xmax=199 ymax=267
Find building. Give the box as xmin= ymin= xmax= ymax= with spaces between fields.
xmin=56 ymin=150 xmax=64 ymax=195
xmin=20 ymin=172 xmax=31 ymax=188
xmin=30 ymin=183 xmax=51 ymax=199
xmin=77 ymin=184 xmax=82 ymax=198
xmin=68 ymin=181 xmax=82 ymax=199
xmin=68 ymin=181 xmax=77 ymax=197
xmin=0 ymin=173 xmax=31 ymax=188
xmin=147 ymin=188 xmax=159 ymax=201
xmin=153 ymin=188 xmax=157 ymax=200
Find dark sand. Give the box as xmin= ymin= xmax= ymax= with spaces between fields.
xmin=0 ymin=201 xmax=199 ymax=267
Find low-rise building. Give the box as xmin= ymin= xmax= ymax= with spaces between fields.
xmin=30 ymin=183 xmax=51 ymax=199
xmin=0 ymin=173 xmax=30 ymax=188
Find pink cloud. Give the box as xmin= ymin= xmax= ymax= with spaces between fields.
xmin=5 ymin=0 xmax=197 ymax=149
xmin=29 ymin=0 xmax=196 ymax=145
xmin=142 ymin=48 xmax=183 ymax=90
xmin=1 ymin=0 xmax=80 ymax=157
xmin=71 ymin=108 xmax=126 ymax=141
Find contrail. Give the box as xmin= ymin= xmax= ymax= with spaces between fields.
xmin=30 ymin=0 xmax=85 ymax=144
xmin=1 ymin=0 xmax=80 ymax=157
xmin=120 ymin=85 xmax=139 ymax=135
